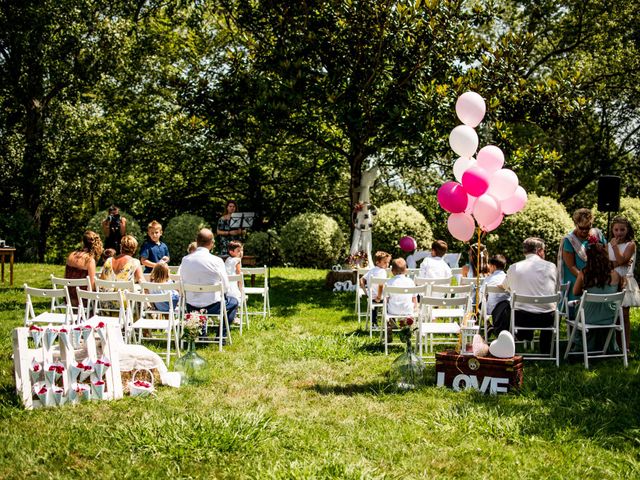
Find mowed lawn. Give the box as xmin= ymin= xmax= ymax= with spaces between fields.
xmin=0 ymin=264 xmax=639 ymax=479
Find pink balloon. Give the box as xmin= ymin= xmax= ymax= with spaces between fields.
xmin=464 ymin=194 xmax=477 ymax=214
xmin=487 ymin=168 xmax=519 ymax=201
xmin=455 ymin=92 xmax=486 ymax=127
xmin=501 ymin=186 xmax=528 ymax=214
xmin=453 ymin=157 xmax=476 ymax=183
xmin=461 ymin=166 xmax=490 ymax=197
xmin=449 ymin=125 xmax=478 ymax=158
xmin=399 ymin=236 xmax=417 ymax=252
xmin=473 ymin=194 xmax=501 ymax=227
xmin=477 ymin=145 xmax=505 ymax=173
xmin=437 ymin=181 xmax=468 ymax=213
xmin=448 ymin=213 xmax=476 ymax=242
xmin=482 ymin=214 xmax=504 ymax=232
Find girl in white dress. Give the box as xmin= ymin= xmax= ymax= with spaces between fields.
xmin=608 ymin=216 xmax=637 ymax=351
xmin=225 ymin=241 xmax=243 ymax=324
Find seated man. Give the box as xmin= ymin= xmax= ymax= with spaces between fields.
xmin=418 ymin=240 xmax=452 ymax=279
xmin=180 ymin=228 xmax=238 ymax=340
xmin=498 ymin=237 xmax=557 ymax=353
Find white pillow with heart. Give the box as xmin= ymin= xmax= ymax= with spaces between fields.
xmin=489 ymin=330 xmax=515 ymax=358
xmin=472 ymin=334 xmax=489 ymax=357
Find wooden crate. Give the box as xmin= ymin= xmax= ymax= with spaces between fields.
xmin=435 ymin=350 xmax=523 ymax=394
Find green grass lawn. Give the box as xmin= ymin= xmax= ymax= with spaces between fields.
xmin=1 ymin=264 xmax=639 ymax=479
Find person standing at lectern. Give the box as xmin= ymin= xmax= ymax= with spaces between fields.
xmin=216 ymin=200 xmax=244 ymax=256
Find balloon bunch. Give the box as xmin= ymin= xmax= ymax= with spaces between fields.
xmin=437 ymin=92 xmax=528 ymax=241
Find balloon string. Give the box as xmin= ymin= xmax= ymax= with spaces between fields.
xmin=475 ymin=226 xmax=481 ymax=317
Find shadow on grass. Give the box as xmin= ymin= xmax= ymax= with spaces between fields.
xmin=309 ymin=380 xmax=397 ymax=396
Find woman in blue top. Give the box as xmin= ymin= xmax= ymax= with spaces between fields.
xmin=559 ymin=208 xmax=605 ymax=302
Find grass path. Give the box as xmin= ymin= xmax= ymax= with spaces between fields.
xmin=0 ymin=265 xmax=639 ymax=479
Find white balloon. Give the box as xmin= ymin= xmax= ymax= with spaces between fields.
xmin=487 ymin=168 xmax=519 ymax=201
xmin=453 ymin=157 xmax=477 ymax=183
xmin=473 ymin=194 xmax=501 ymax=227
xmin=455 ymin=92 xmax=486 ymax=127
xmin=477 ymin=145 xmax=505 ymax=173
xmin=449 ymin=125 xmax=479 ymax=158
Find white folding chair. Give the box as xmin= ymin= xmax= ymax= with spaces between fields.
xmin=414 ymin=277 xmax=452 ymax=296
xmin=479 ymin=285 xmax=509 ymax=340
xmin=76 ymin=290 xmax=128 ymax=334
xmin=125 ymin=291 xmax=181 ymax=366
xmin=95 ymin=278 xmax=136 ymax=293
xmin=417 ymin=295 xmax=469 ymax=360
xmin=228 ymin=273 xmax=249 ymax=333
xmin=509 ymin=292 xmax=561 ymax=366
xmin=50 ymin=274 xmax=92 ymax=323
xmin=557 ymin=281 xmax=571 ymax=336
xmin=142 ymin=273 xmax=152 ymax=282
xmin=24 ymin=285 xmax=71 ymax=326
xmin=181 ymin=283 xmax=231 ymax=351
xmin=169 ymin=273 xmax=182 ymax=283
xmin=167 ymin=265 xmax=181 ymax=274
xmin=243 ymin=266 xmax=270 ymax=319
xmin=366 ymin=277 xmax=387 ymax=337
xmin=564 ymin=290 xmax=628 ymax=369
xmin=406 ymin=268 xmax=421 ymax=280
xmin=381 ymin=284 xmax=423 ymax=355
xmin=451 ymin=267 xmax=463 ymax=277
xmin=354 ymin=267 xmax=370 ymax=325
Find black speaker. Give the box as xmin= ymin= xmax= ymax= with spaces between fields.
xmin=597 ymin=175 xmax=621 ymax=212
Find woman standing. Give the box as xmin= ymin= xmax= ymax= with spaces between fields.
xmin=65 ymin=231 xmax=103 ymax=306
xmin=216 ymin=200 xmax=244 ymax=256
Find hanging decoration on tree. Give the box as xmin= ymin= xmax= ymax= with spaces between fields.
xmin=348 ymin=165 xmax=380 ymax=268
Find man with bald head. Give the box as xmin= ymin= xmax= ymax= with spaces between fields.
xmin=180 ymin=228 xmax=238 ymax=342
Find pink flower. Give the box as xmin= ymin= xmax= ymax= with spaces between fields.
xmin=29 ymin=325 xmax=42 ymax=332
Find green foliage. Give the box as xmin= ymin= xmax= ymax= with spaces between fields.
xmin=280 ymin=213 xmax=345 ymax=268
xmin=163 ymin=214 xmax=209 ymax=265
xmin=486 ymin=194 xmax=573 ymax=264
xmin=0 ymin=209 xmax=38 ymax=261
xmin=244 ymin=230 xmax=281 ymax=266
xmin=373 ymin=201 xmax=433 ymax=257
xmin=86 ymin=210 xmax=144 ymax=247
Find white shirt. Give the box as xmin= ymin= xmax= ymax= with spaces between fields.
xmin=179 ymin=247 xmax=230 ymax=307
xmin=501 ymin=254 xmax=557 ymax=313
xmin=608 ymin=242 xmax=634 ymax=277
xmin=385 ymin=275 xmax=416 ymax=315
xmin=362 ymin=266 xmax=388 ymax=297
xmin=224 ymin=257 xmax=242 ymax=299
xmin=480 ymin=270 xmax=509 ymax=315
xmin=419 ymin=256 xmax=452 ymax=280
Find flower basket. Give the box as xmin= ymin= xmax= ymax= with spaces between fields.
xmin=129 ymin=369 xmax=155 ymax=397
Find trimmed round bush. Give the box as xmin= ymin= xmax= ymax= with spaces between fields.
xmin=280 ymin=213 xmax=345 ymax=268
xmin=163 ymin=214 xmax=209 ymax=264
xmin=244 ymin=230 xmax=281 ymax=266
xmin=373 ymin=201 xmax=433 ymax=257
xmin=86 ymin=209 xmax=143 ymax=248
xmin=486 ymin=194 xmax=573 ymax=265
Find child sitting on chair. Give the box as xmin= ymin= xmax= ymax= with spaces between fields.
xmin=386 ymin=258 xmax=417 ymax=316
xmin=360 ymin=251 xmax=391 ymax=327
xmin=225 ymin=241 xmax=244 ymax=325
xmin=148 ymin=263 xmax=180 ymax=312
xmin=418 ymin=240 xmax=452 ymax=279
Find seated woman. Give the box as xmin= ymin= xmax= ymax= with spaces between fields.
xmin=572 ymin=235 xmax=621 ymax=352
xmin=100 ymin=234 xmax=144 ymax=283
xmin=65 ymin=231 xmax=103 ymax=306
xmin=147 ymin=262 xmax=180 ymax=312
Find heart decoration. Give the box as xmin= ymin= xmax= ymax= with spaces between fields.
xmin=472 ymin=334 xmax=489 ymax=357
xmin=489 ymin=330 xmax=515 ymax=358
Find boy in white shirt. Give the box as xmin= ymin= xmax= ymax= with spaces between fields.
xmin=360 ymin=251 xmax=391 ymax=327
xmin=386 ymin=258 xmax=417 ymax=316
xmin=419 ymin=240 xmax=452 ymax=279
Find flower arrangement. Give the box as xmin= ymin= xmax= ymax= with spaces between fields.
xmin=398 ymin=317 xmax=417 ymax=346
xmin=183 ymin=310 xmax=207 ymax=342
xmin=346 ymin=250 xmax=369 ymax=269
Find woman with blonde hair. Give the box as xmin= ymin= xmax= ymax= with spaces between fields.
xmin=65 ymin=231 xmax=103 ymax=306
xmin=100 ymin=234 xmax=144 ymax=283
